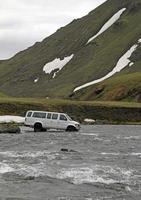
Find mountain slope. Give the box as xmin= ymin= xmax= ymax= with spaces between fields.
xmin=0 ymin=0 xmax=141 ymax=100
xmin=73 ymin=37 xmax=141 ymax=102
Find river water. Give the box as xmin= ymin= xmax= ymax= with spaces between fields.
xmin=0 ymin=125 xmax=141 ymax=200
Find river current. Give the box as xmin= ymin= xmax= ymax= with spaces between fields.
xmin=0 ymin=125 xmax=140 ymax=200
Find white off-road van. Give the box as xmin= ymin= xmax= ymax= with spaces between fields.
xmin=24 ymin=110 xmax=80 ymax=132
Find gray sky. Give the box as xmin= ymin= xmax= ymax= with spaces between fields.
xmin=0 ymin=0 xmax=106 ymax=59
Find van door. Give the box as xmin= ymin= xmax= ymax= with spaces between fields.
xmin=58 ymin=114 xmax=68 ymax=130
xmin=32 ymin=112 xmax=47 ymax=128
xmin=46 ymin=113 xmax=59 ymax=129
xmin=51 ymin=113 xmax=59 ymax=129
xmin=25 ymin=111 xmax=33 ymax=126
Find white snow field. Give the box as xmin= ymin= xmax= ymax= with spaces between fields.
xmin=84 ymin=118 xmax=96 ymax=123
xmin=0 ymin=116 xmax=25 ymax=123
xmin=74 ymin=39 xmax=140 ymax=92
xmin=43 ymin=54 xmax=74 ymax=78
xmin=87 ymin=8 xmax=126 ymax=44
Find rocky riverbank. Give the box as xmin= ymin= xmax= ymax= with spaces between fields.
xmin=0 ymin=123 xmax=21 ymax=134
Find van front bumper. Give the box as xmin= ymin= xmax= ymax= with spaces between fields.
xmin=75 ymin=124 xmax=81 ymax=130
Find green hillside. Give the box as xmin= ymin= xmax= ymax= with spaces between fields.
xmin=0 ymin=0 xmax=141 ymax=100
xmin=73 ymin=40 xmax=141 ymax=102
xmin=73 ymin=72 xmax=141 ymax=101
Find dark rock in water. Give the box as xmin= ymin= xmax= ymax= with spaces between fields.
xmin=3 ymin=172 xmax=34 ymax=181
xmin=0 ymin=123 xmax=21 ymax=134
xmin=60 ymin=148 xmax=77 ymax=153
xmin=60 ymin=148 xmax=69 ymax=152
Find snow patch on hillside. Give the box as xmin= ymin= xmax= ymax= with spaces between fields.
xmin=74 ymin=39 xmax=140 ymax=92
xmin=0 ymin=116 xmax=25 ymax=123
xmin=129 ymin=62 xmax=134 ymax=67
xmin=87 ymin=8 xmax=126 ymax=44
xmin=43 ymin=54 xmax=74 ymax=78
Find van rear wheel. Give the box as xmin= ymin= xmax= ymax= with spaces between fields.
xmin=34 ymin=123 xmax=42 ymax=132
xmin=66 ymin=126 xmax=77 ymax=132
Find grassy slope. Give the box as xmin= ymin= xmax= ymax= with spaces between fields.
xmin=0 ymin=97 xmax=141 ymax=123
xmin=73 ymin=72 xmax=141 ymax=101
xmin=73 ymin=38 xmax=141 ymax=101
xmin=0 ymin=0 xmax=140 ymax=99
xmin=0 ymin=92 xmax=7 ymax=98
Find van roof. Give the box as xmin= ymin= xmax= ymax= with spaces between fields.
xmin=26 ymin=110 xmax=66 ymax=115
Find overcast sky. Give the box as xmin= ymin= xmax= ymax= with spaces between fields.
xmin=0 ymin=0 xmax=106 ymax=59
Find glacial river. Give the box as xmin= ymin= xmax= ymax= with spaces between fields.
xmin=0 ymin=125 xmax=141 ymax=200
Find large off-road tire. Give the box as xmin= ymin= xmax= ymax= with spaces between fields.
xmin=34 ymin=123 xmax=43 ymax=132
xmin=66 ymin=125 xmax=77 ymax=132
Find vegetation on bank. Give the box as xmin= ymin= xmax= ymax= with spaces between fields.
xmin=0 ymin=92 xmax=7 ymax=98
xmin=0 ymin=122 xmax=21 ymax=134
xmin=0 ymin=97 xmax=140 ymax=124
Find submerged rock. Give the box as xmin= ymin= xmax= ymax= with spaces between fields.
xmin=60 ymin=148 xmax=77 ymax=153
xmin=0 ymin=123 xmax=21 ymax=134
xmin=60 ymin=148 xmax=69 ymax=152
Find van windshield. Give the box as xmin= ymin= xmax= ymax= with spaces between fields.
xmin=66 ymin=114 xmax=72 ymax=121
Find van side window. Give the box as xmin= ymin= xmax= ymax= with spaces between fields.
xmin=60 ymin=114 xmax=67 ymax=121
xmin=32 ymin=112 xmax=46 ymax=118
xmin=47 ymin=113 xmax=52 ymax=119
xmin=27 ymin=112 xmax=32 ymax=117
xmin=52 ymin=114 xmax=58 ymax=120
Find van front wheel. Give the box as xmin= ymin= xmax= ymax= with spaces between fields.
xmin=34 ymin=123 xmax=42 ymax=132
xmin=66 ymin=126 xmax=77 ymax=132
